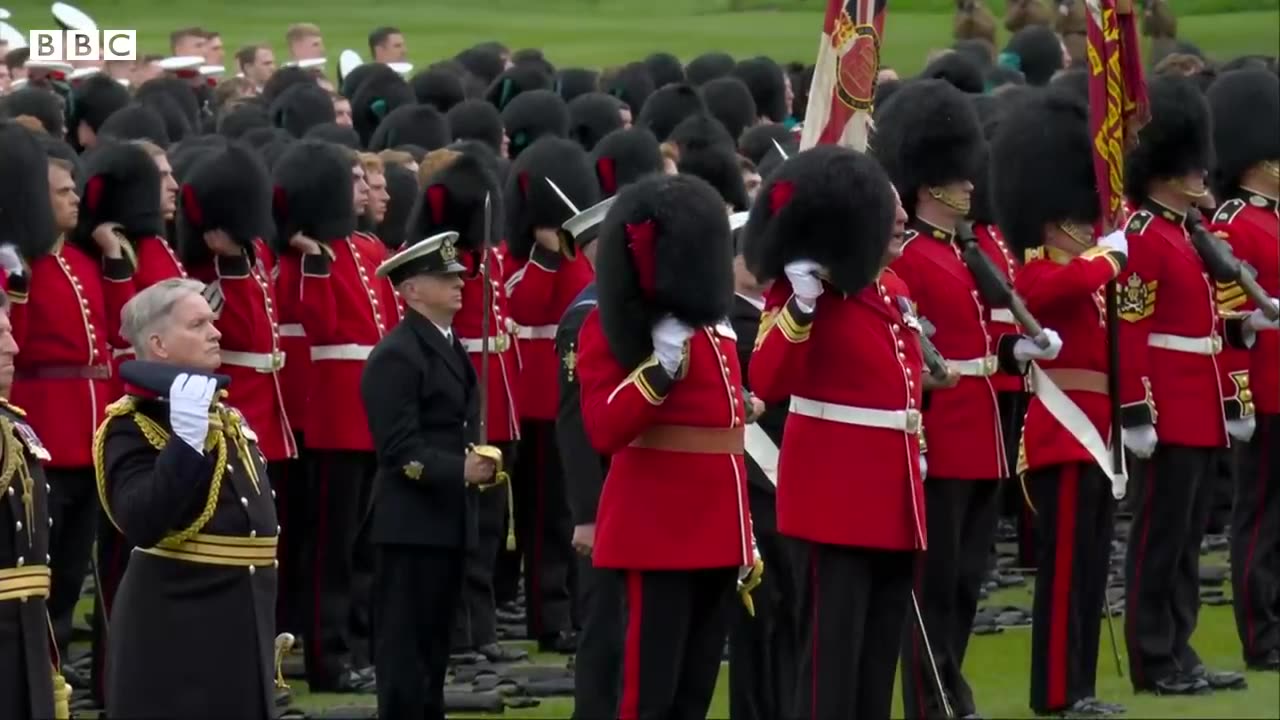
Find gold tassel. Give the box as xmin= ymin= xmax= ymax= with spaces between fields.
xmin=505 ymin=479 xmax=517 ymax=551
xmin=274 ymin=633 xmax=296 ymax=690
xmin=52 ymin=666 xmax=71 ymax=719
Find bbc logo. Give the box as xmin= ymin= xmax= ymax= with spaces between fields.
xmin=29 ymin=30 xmax=137 ymax=62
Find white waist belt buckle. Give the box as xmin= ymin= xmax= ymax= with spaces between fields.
xmin=790 ymin=396 xmax=922 ymax=434
xmin=951 ymin=355 xmax=998 ymax=377
xmin=311 ymin=344 xmax=373 ymax=361
xmin=516 ymin=325 xmax=557 ymax=340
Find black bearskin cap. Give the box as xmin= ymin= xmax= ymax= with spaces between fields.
xmin=644 ymin=52 xmax=686 ymax=88
xmin=968 ymin=93 xmax=1007 ymax=225
xmin=744 ymin=145 xmax=897 ymax=295
xmin=954 ymin=39 xmax=996 ymax=68
xmin=455 ymin=46 xmax=506 ymax=86
xmin=602 ymin=63 xmax=654 ymax=117
xmin=590 ymin=127 xmax=665 ymax=196
xmin=1207 ymin=69 xmax=1279 ymax=198
xmin=990 ymin=90 xmax=1098 ymax=255
xmin=0 ymin=88 xmax=65 ymax=136
xmin=377 ymin=162 xmax=419 ymax=251
xmin=686 ymin=52 xmax=735 ymax=86
xmin=450 ymin=138 xmax=507 ymax=186
xmin=370 ymin=104 xmax=450 ymax=152
xmin=305 ymin=122 xmax=361 ymax=149
xmin=169 ymin=141 xmax=222 ymax=187
xmin=0 ymin=122 xmax=56 ymax=259
xmin=871 ymin=79 xmax=985 ymax=217
xmin=738 ymin=123 xmax=795 ymax=165
xmin=790 ymin=64 xmax=815 ymax=122
xmin=555 ymin=68 xmax=600 ymax=102
xmin=1124 ymin=74 xmax=1214 ymax=203
xmin=411 ymin=68 xmax=466 ymax=112
xmin=270 ymin=140 xmax=357 ymax=251
xmin=731 ymin=57 xmax=787 ymax=122
xmin=135 ymin=77 xmax=200 ymax=131
xmin=636 ymin=83 xmax=706 ymax=142
xmin=1002 ymin=25 xmax=1064 ymax=86
xmin=135 ymin=90 xmax=192 ymax=145
xmin=504 ymin=136 xmax=600 ymax=260
xmin=97 ymin=103 xmax=170 ymax=147
xmin=412 ymin=151 xmax=502 ymax=254
xmin=701 ymin=77 xmax=757 ymax=142
xmin=241 ymin=126 xmax=291 ymax=149
xmin=73 ymin=141 xmax=164 ymax=255
xmin=261 ymin=137 xmax=296 ymax=170
xmin=37 ymin=133 xmax=83 ymax=182
xmin=485 ymin=64 xmax=552 ymax=112
xmin=271 ymin=82 xmax=337 ymax=139
xmin=176 ymin=143 xmax=273 ymax=266
xmin=502 ymin=89 xmax=569 ymax=159
xmin=920 ymin=51 xmax=985 ymax=94
xmin=567 ymin=93 xmax=624 ymax=151
xmin=1048 ymin=67 xmax=1088 ymax=102
xmin=986 ymin=65 xmax=1027 ymax=91
xmin=264 ymin=66 xmax=317 ymax=105
xmin=68 ymin=74 xmax=130 ymax=139
xmin=513 ymin=48 xmax=555 ymax=77
xmin=678 ymin=144 xmax=750 ymax=211
xmin=216 ymin=101 xmax=270 ymax=139
xmin=596 ymin=173 xmax=734 ymax=368
xmin=351 ymin=67 xmax=415 ymax=147
xmin=757 ymin=140 xmax=790 ymax=180
xmin=447 ymin=99 xmax=505 ymax=155
xmin=669 ymin=113 xmax=736 ymax=156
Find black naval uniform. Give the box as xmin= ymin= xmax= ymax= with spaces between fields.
xmin=97 ymin=365 xmax=278 ymax=720
xmin=556 ymin=282 xmax=624 ymax=719
xmin=0 ymin=399 xmax=58 ymax=720
xmin=361 ymin=307 xmax=479 ymax=720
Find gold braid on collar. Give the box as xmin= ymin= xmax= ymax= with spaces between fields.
xmin=0 ymin=417 xmax=36 ymax=543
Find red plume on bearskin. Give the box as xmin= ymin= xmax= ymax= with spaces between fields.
xmin=176 ymin=142 xmax=274 ymax=266
xmin=269 ymin=140 xmax=357 ymax=253
xmin=73 ymin=140 xmax=163 ymax=258
xmin=0 ymin=122 xmax=56 ymax=260
xmin=503 ymin=136 xmax=600 ymax=260
xmin=589 ymin=127 xmax=664 ymax=198
xmin=409 ymin=150 xmax=502 ymax=252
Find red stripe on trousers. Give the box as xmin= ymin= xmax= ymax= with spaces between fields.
xmin=810 ymin=545 xmax=821 ymax=720
xmin=1243 ymin=425 xmax=1271 ymax=657
xmin=620 ymin=571 xmax=644 ymax=720
xmin=1048 ymin=464 xmax=1079 ymax=709
xmin=310 ymin=462 xmax=330 ymax=673
xmin=1126 ymin=461 xmax=1157 ymax=685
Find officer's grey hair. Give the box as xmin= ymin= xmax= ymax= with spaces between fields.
xmin=121 ymin=278 xmax=207 ymax=359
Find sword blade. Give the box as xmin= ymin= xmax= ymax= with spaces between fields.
xmin=478 ymin=192 xmax=492 ymax=445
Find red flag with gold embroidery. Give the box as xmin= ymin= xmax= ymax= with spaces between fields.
xmin=1086 ymin=0 xmax=1149 ymax=230
xmin=799 ymin=0 xmax=888 ymax=153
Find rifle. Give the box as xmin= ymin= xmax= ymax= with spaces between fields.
xmin=956 ymin=221 xmax=1052 ymax=349
xmin=1185 ymin=208 xmax=1280 ymax=321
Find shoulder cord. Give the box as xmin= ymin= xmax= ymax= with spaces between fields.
xmin=0 ymin=417 xmax=36 ymax=542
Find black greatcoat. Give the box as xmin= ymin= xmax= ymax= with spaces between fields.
xmin=0 ymin=400 xmax=56 ymax=720
xmin=100 ymin=393 xmax=278 ymax=720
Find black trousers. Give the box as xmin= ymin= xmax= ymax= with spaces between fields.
xmin=900 ymin=479 xmax=1001 ymax=719
xmin=46 ymin=467 xmax=98 ymax=657
xmin=998 ymin=391 xmax=1037 ymax=568
xmin=1124 ymin=443 xmax=1217 ymax=687
xmin=373 ymin=544 xmax=464 ymax=720
xmin=272 ymin=450 xmax=308 ymax=637
xmin=1027 ymin=462 xmax=1115 ymax=713
xmin=614 ymin=567 xmax=736 ymax=720
xmin=513 ymin=420 xmax=574 ymax=640
xmin=791 ymin=542 xmax=913 ymax=720
xmin=91 ymin=507 xmax=132 ymax=704
xmin=302 ymin=449 xmax=376 ymax=688
xmin=1232 ymin=412 xmax=1280 ymax=663
xmin=453 ymin=442 xmax=514 ymax=649
xmin=572 ymin=553 xmax=625 ymax=720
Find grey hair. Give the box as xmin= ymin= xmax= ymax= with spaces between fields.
xmin=121 ymin=278 xmax=207 ymax=358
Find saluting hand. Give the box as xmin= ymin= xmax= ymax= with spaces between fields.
xmin=289 ymin=233 xmax=322 ymax=256
xmin=784 ymin=260 xmax=824 ymax=313
xmin=652 ymin=315 xmax=695 ymax=376
xmin=464 ymin=452 xmax=497 ymax=485
xmin=169 ymin=373 xmax=219 ymax=453
xmin=91 ymin=223 xmax=125 ymax=259
xmin=0 ymin=245 xmax=24 ymax=278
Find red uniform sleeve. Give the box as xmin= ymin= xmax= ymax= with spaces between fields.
xmin=1017 ymin=247 xmax=1124 ymax=317
xmin=576 ymin=311 xmax=676 ymax=455
xmin=101 ymin=255 xmax=137 ymax=349
xmin=506 ymin=244 xmax=562 ymax=326
xmin=297 ymin=249 xmax=338 ymax=344
xmin=1116 ymin=219 xmax=1161 ymax=427
xmin=748 ymin=279 xmax=815 ymax=404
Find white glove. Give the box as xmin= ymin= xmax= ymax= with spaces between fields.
xmin=168 ymin=373 xmax=219 ymax=453
xmin=651 ymin=315 xmax=695 ymax=375
xmin=1098 ymin=229 xmax=1128 ymax=256
xmin=0 ymin=245 xmax=24 ymax=277
xmin=1012 ymin=328 xmax=1063 ymax=362
xmin=784 ymin=260 xmax=824 ymax=313
xmin=919 ymin=454 xmax=928 ymax=480
xmin=1245 ymin=301 xmax=1279 ymax=332
xmin=1122 ymin=424 xmax=1158 ymax=459
xmin=1226 ymin=417 xmax=1256 ymax=442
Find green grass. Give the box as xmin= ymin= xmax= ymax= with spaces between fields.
xmin=2 ymin=1 xmax=1277 ymax=75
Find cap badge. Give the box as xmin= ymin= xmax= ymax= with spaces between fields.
xmin=440 ymin=238 xmax=458 ymax=262
xmin=403 ymin=461 xmax=423 ymax=480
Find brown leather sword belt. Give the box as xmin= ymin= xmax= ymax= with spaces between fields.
xmin=629 ymin=425 xmax=745 ymax=454
xmin=1038 ymin=368 xmax=1108 ymax=395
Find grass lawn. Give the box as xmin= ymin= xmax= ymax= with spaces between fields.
xmin=2 ymin=1 xmax=1276 ymax=75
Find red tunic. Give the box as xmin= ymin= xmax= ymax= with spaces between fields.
xmin=274 ymin=255 xmax=311 ymax=434
xmin=456 ymin=247 xmax=520 ymax=442
xmin=1016 ymin=246 xmax=1124 ymax=471
xmin=7 ymin=245 xmax=135 ymax=468
xmin=750 ymin=272 xmax=927 ymax=551
xmin=576 ymin=310 xmax=753 ymax=570
xmin=505 ymin=243 xmax=593 ymax=421
xmin=974 ymin=223 xmax=1026 ymax=393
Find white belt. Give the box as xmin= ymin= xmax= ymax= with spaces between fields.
xmin=310 ymin=344 xmax=373 ymax=361
xmin=991 ymin=308 xmax=1016 ymax=324
xmin=1029 ymin=363 xmax=1127 ymax=499
xmin=278 ymin=323 xmax=306 ymax=338
xmin=950 ymin=355 xmax=999 ymax=377
xmin=516 ymin=324 xmax=557 ymax=341
xmin=459 ymin=335 xmax=510 ymax=353
xmin=113 ymin=347 xmax=135 ymax=359
xmin=221 ymin=350 xmax=286 ymax=372
xmin=744 ymin=423 xmax=779 ymax=487
xmin=1148 ymin=333 xmax=1221 ymax=355
xmin=789 ymin=396 xmax=922 ymax=434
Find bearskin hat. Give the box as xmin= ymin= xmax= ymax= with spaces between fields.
xmin=986 ymin=65 xmax=1028 ymax=92
xmin=238 ymin=126 xmax=288 ymax=149
xmin=0 ymin=122 xmax=56 ymax=259
xmin=668 ymin=113 xmax=736 ymax=156
xmin=271 ymin=82 xmax=337 ymax=139
xmin=485 ymin=64 xmax=552 ymax=113
xmin=351 ymin=67 xmax=416 ymax=147
xmin=91 ymin=103 xmax=167 ymax=148
xmin=602 ymin=63 xmax=655 ymax=117
xmin=744 ymin=145 xmax=896 ymax=296
xmin=261 ymin=136 xmax=296 ymax=170
xmin=1046 ymin=67 xmax=1088 ymax=102
xmin=377 ymin=162 xmax=419 ymax=251
xmin=73 ymin=141 xmax=164 ymax=256
xmin=67 ymin=74 xmax=130 ymax=145
xmin=700 ymin=77 xmax=757 ymax=142
xmin=504 ymin=136 xmax=600 ymax=260
xmin=590 ymin=127 xmax=665 ymax=197
xmin=261 ymin=66 xmax=315 ymax=104
xmin=790 ymin=64 xmax=815 ymax=122
xmin=1207 ymin=69 xmax=1279 ymax=198
xmin=871 ymin=79 xmax=985 ymax=217
xmin=169 ymin=141 xmax=223 ymax=188
xmin=502 ymin=89 xmax=569 ymax=159
xmin=176 ymin=143 xmax=274 ymax=266
xmin=1124 ymin=74 xmax=1214 ymax=203
xmin=369 ymin=104 xmax=450 ymax=152
xmin=270 ymin=140 xmax=357 ymax=252
xmin=512 ymin=48 xmax=555 ymax=77
xmin=37 ymin=133 xmax=83 ymax=182
xmin=446 ymin=99 xmax=505 ymax=155
xmin=757 ymin=140 xmax=790 ymax=180
xmin=990 ymin=90 xmax=1097 ymax=255
xmin=738 ymin=122 xmax=795 ymax=165
xmin=555 ymin=68 xmax=600 ymax=103
xmin=920 ymin=51 xmax=985 ymax=94
xmin=1001 ymin=25 xmax=1064 ymax=87
xmin=455 ymin=46 xmax=506 ymax=87
xmin=731 ymin=57 xmax=787 ymax=122
xmin=411 ymin=150 xmax=502 ymax=257
xmin=567 ymin=93 xmax=624 ymax=152
xmin=596 ymin=173 xmax=734 ymax=368
xmin=305 ymin=122 xmax=362 ymax=149
xmin=135 ymin=90 xmax=193 ymax=145
xmin=686 ymin=52 xmax=736 ymax=86
xmin=636 ymin=83 xmax=705 ymax=142
xmin=135 ymin=77 xmax=200 ymax=131
xmin=0 ymin=88 xmax=65 ymax=136
xmin=954 ymin=38 xmax=996 ymax=68
xmin=678 ymin=144 xmax=749 ymax=211
xmin=411 ymin=68 xmax=466 ymax=112
xmin=216 ymin=101 xmax=270 ymax=139
xmin=644 ymin=52 xmax=686 ymax=88
xmin=337 ymin=63 xmax=378 ymax=101
xmin=450 ymin=138 xmax=507 ymax=185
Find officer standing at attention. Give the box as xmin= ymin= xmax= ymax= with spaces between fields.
xmin=360 ymin=231 xmax=499 ymax=720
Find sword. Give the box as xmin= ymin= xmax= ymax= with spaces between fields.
xmin=912 ymin=590 xmax=955 ymax=719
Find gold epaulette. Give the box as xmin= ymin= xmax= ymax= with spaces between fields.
xmin=0 ymin=399 xmax=26 ymax=416
xmin=1213 ymin=198 xmax=1246 ymax=224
